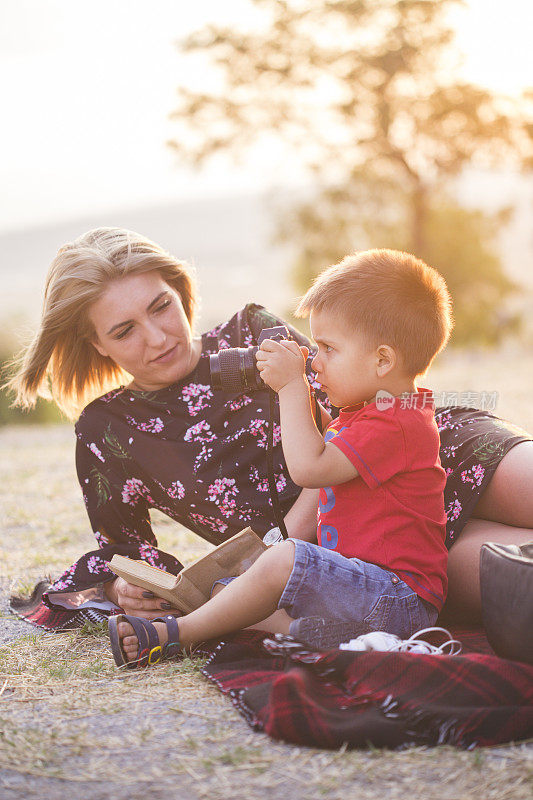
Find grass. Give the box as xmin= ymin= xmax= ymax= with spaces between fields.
xmin=1 ymin=343 xmax=533 ymax=799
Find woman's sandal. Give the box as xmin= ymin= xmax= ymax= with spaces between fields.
xmin=108 ymin=613 xmax=182 ymax=669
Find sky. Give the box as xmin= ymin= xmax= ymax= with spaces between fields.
xmin=1 ymin=0 xmax=532 ymax=234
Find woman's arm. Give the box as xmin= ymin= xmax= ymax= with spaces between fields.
xmin=283 ymin=487 xmax=320 ymax=541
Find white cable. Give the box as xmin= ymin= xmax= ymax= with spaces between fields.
xmin=339 ymin=626 xmax=462 ymax=655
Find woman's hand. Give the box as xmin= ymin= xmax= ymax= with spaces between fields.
xmin=256 ymin=339 xmax=309 ymax=393
xmin=104 ymin=577 xmax=181 ymax=619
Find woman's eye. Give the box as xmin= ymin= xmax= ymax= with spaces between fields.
xmin=115 ymin=326 xmax=133 ymax=340
xmin=155 ymin=300 xmax=171 ymax=313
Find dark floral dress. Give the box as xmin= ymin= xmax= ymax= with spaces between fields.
xmin=435 ymin=407 xmax=532 ymax=548
xmin=11 ymin=305 xmax=532 ymax=630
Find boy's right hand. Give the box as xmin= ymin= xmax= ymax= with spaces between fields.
xmin=104 ymin=577 xmax=181 ymax=619
xmin=256 ymin=339 xmax=309 ymax=393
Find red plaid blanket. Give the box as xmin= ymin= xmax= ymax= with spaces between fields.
xmin=201 ymin=630 xmax=533 ymax=749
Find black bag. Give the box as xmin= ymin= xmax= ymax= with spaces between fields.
xmin=480 ymin=541 xmax=533 ymax=664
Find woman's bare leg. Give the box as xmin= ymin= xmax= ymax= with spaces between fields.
xmin=446 ymin=518 xmax=532 ymax=622
xmin=470 ymin=441 xmax=533 ymax=528
xmin=446 ymin=441 xmax=533 ymax=622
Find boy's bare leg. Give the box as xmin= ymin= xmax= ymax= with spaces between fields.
xmin=118 ymin=541 xmax=296 ymax=661
xmin=211 ymin=583 xmax=294 ymax=634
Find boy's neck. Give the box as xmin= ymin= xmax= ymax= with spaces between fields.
xmin=365 ymin=377 xmax=418 ymax=406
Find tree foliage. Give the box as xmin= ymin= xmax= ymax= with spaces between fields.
xmin=169 ymin=0 xmax=533 ymax=345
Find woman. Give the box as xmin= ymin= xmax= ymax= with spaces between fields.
xmin=8 ymin=227 xmax=533 ymax=629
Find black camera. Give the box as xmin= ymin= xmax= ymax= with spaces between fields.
xmin=209 ymin=325 xmax=290 ymax=392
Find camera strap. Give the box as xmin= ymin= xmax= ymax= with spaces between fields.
xmin=266 ymin=391 xmax=289 ymax=540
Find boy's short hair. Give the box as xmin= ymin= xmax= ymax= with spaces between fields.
xmin=296 ymin=249 xmax=453 ymax=377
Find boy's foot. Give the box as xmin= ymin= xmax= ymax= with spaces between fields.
xmin=118 ymin=618 xmax=169 ymax=662
xmin=108 ymin=614 xmax=182 ymax=669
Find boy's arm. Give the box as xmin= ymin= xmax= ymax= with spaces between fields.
xmin=257 ymin=340 xmax=359 ymax=489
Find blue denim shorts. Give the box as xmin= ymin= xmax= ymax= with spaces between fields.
xmin=278 ymin=538 xmax=438 ymax=640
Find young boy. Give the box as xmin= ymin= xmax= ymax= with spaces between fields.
xmin=110 ymin=249 xmax=453 ymax=667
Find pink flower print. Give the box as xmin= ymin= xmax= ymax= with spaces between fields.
xmin=181 ymin=383 xmax=213 ymax=416
xmin=248 ymin=419 xmax=268 ymax=448
xmin=194 ymin=444 xmax=214 ymax=472
xmin=138 ymin=544 xmax=165 ymax=568
xmin=50 ymin=562 xmax=78 ymax=591
xmin=121 ymin=478 xmax=154 ymax=506
xmin=460 ymin=464 xmax=485 ymax=488
xmin=120 ymin=526 xmax=156 ymax=545
xmin=89 ymin=443 xmax=105 ymax=462
xmin=276 ymin=473 xmax=287 ymax=493
xmin=94 ymin=529 xmax=109 ymax=547
xmin=208 ymin=477 xmax=239 ymax=518
xmin=308 ymin=372 xmax=322 ymax=392
xmin=249 ymin=465 xmax=269 ymax=492
xmin=441 ymin=444 xmax=458 ymax=461
xmin=446 ymin=497 xmax=462 ymax=522
xmin=49 ymin=578 xmax=73 ymax=591
xmin=87 ymin=555 xmax=109 ymax=575
xmin=225 ymin=395 xmax=253 ymax=412
xmin=189 ymin=513 xmax=229 ymax=535
xmin=184 ymin=419 xmax=216 ymax=443
xmin=166 ymin=480 xmax=185 ymax=500
xmin=101 ymin=388 xmax=124 ymax=403
xmin=435 ymin=410 xmax=452 ymax=431
xmin=249 ymin=465 xmax=286 ymax=493
xmin=126 ymin=416 xmax=164 ymax=434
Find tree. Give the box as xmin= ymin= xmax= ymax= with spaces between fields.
xmin=169 ymin=0 xmax=532 ymax=344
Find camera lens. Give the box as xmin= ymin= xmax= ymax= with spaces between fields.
xmin=209 ymin=346 xmax=261 ymax=392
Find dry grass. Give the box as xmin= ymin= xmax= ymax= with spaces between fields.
xmin=1 ymin=343 xmax=533 ymax=799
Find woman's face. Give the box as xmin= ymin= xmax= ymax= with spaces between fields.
xmin=89 ymin=271 xmax=201 ymax=391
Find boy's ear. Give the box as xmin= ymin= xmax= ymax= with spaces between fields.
xmin=375 ymin=345 xmax=396 ymax=377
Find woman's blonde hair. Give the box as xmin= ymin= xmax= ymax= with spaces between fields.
xmin=5 ymin=227 xmax=196 ymax=420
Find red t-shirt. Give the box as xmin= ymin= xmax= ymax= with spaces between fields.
xmin=317 ymin=388 xmax=448 ymax=610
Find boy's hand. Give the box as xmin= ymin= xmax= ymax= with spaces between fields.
xmin=256 ymin=339 xmax=309 ymax=393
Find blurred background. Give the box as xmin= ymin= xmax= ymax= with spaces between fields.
xmin=1 ymin=0 xmax=532 ymax=426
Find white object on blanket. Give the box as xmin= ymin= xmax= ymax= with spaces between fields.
xmin=339 ymin=627 xmax=462 ymax=655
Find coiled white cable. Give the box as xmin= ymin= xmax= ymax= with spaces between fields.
xmin=339 ymin=626 xmax=462 ymax=655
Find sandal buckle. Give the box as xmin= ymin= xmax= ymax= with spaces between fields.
xmin=148 ymin=645 xmax=162 ymax=665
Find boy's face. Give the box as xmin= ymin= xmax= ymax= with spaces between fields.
xmin=309 ymin=309 xmax=380 ymax=408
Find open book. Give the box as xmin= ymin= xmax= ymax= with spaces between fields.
xmin=108 ymin=527 xmax=267 ymax=614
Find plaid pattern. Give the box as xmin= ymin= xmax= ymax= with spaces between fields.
xmin=202 ymin=630 xmax=533 ymax=749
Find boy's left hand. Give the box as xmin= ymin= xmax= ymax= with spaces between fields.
xmin=256 ymin=339 xmax=309 ymax=393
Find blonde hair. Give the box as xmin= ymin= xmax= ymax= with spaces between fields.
xmin=296 ymin=249 xmax=453 ymax=377
xmin=5 ymin=227 xmax=196 ymax=419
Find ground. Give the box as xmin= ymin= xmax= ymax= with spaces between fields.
xmin=1 ymin=343 xmax=532 ymax=799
